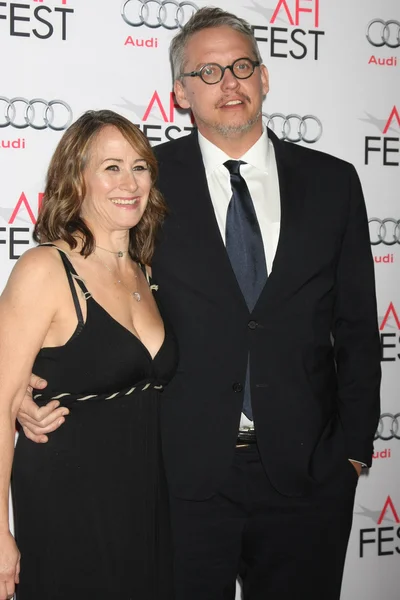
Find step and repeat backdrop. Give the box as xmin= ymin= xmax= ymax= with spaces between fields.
xmin=1 ymin=0 xmax=399 ymax=598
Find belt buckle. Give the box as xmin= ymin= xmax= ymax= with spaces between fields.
xmin=237 ymin=427 xmax=256 ymax=446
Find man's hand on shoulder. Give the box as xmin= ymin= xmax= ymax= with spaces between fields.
xmin=17 ymin=374 xmax=69 ymax=443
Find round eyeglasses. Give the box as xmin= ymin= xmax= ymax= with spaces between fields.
xmin=180 ymin=57 xmax=261 ymax=85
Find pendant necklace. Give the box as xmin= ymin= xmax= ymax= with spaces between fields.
xmin=95 ymin=245 xmax=128 ymax=259
xmin=94 ymin=251 xmax=141 ymax=302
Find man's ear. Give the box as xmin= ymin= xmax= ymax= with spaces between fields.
xmin=260 ymin=64 xmax=269 ymax=96
xmin=174 ymin=79 xmax=191 ymax=110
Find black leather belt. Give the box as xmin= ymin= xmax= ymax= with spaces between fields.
xmin=237 ymin=429 xmax=256 ymax=444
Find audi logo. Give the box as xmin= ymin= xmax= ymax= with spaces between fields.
xmin=121 ymin=0 xmax=198 ymax=30
xmin=366 ymin=19 xmax=400 ymax=48
xmin=375 ymin=413 xmax=400 ymax=441
xmin=368 ymin=218 xmax=400 ymax=246
xmin=263 ymin=113 xmax=322 ymax=144
xmin=0 ymin=97 xmax=73 ymax=131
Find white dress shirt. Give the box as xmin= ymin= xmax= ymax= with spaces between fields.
xmin=198 ymin=128 xmax=281 ymax=430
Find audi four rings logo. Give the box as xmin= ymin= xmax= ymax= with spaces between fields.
xmin=263 ymin=113 xmax=322 ymax=144
xmin=121 ymin=0 xmax=198 ymax=29
xmin=0 ymin=97 xmax=73 ymax=131
xmin=375 ymin=413 xmax=400 ymax=441
xmin=368 ymin=218 xmax=400 ymax=245
xmin=366 ymin=19 xmax=400 ymax=48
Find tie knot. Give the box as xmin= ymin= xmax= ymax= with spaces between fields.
xmin=224 ymin=160 xmax=246 ymax=176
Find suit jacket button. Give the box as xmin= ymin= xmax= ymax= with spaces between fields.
xmin=232 ymin=382 xmax=243 ymax=393
xmin=248 ymin=320 xmax=258 ymax=329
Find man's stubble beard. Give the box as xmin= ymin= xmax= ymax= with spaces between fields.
xmin=196 ymin=108 xmax=262 ymax=139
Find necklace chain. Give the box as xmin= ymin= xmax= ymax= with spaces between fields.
xmin=96 ymin=245 xmax=128 ymax=258
xmin=94 ymin=251 xmax=141 ymax=302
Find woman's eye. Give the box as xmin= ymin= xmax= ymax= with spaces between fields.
xmin=133 ymin=164 xmax=148 ymax=172
xmin=106 ymin=165 xmax=119 ymax=171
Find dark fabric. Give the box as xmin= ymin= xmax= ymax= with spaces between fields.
xmin=150 ymin=127 xmax=380 ymax=600
xmin=224 ymin=160 xmax=267 ymax=312
xmin=224 ymin=160 xmax=267 ymax=421
xmin=169 ymin=445 xmax=358 ymax=600
xmin=12 ymin=248 xmax=177 ymax=600
xmin=152 ymin=128 xmax=381 ymax=500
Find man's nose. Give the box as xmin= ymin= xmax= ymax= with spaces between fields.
xmin=220 ymin=67 xmax=240 ymax=89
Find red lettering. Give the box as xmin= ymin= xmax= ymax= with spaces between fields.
xmin=8 ymin=192 xmax=36 ymax=225
xmin=377 ymin=496 xmax=400 ymax=525
xmin=142 ymin=91 xmax=169 ymax=122
xmin=295 ymin=0 xmax=319 ymax=27
xmin=379 ymin=302 xmax=400 ymax=330
xmin=271 ymin=0 xmax=294 ymax=25
xmin=383 ymin=106 xmax=400 ymax=134
xmin=124 ymin=36 xmax=135 ymax=46
xmin=271 ymin=0 xmax=319 ymax=26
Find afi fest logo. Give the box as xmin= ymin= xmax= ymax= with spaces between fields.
xmin=0 ymin=192 xmax=43 ymax=260
xmin=363 ymin=106 xmax=400 ymax=166
xmin=115 ymin=92 xmax=195 ymax=144
xmin=367 ymin=18 xmax=399 ymax=68
xmin=379 ymin=302 xmax=400 ymax=362
xmin=0 ymin=0 xmax=74 ymax=41
xmin=357 ymin=496 xmax=400 ymax=558
xmin=250 ymin=0 xmax=324 ymax=61
xmin=121 ymin=0 xmax=198 ymax=48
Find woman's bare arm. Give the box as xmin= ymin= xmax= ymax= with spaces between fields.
xmin=0 ymin=247 xmax=59 ymax=597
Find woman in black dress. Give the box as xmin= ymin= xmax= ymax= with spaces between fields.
xmin=0 ymin=110 xmax=177 ymax=600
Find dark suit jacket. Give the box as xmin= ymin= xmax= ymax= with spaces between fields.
xmin=152 ymin=129 xmax=381 ymax=500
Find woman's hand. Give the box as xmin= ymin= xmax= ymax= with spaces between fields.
xmin=0 ymin=532 xmax=20 ymax=600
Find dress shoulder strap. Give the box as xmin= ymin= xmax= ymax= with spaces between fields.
xmin=39 ymin=243 xmax=91 ymax=327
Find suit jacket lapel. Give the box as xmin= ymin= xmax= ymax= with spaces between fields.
xmin=166 ymin=129 xmax=309 ymax=314
xmin=253 ymin=128 xmax=309 ymax=312
xmin=173 ymin=131 xmax=249 ymax=311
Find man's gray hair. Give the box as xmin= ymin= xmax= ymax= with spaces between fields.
xmin=170 ymin=6 xmax=262 ymax=81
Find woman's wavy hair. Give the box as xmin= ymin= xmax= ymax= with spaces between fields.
xmin=34 ymin=109 xmax=166 ymax=265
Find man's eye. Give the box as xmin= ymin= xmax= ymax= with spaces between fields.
xmin=203 ymin=65 xmax=217 ymax=76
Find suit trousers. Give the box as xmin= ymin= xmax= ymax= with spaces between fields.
xmin=169 ymin=444 xmax=358 ymax=600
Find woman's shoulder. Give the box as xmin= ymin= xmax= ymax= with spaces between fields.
xmin=16 ymin=243 xmax=63 ymax=267
xmin=7 ymin=243 xmax=68 ymax=288
xmin=0 ymin=245 xmax=69 ymax=318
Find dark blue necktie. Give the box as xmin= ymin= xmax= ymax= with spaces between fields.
xmin=225 ymin=160 xmax=267 ymax=421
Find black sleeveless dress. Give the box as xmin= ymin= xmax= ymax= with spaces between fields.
xmin=12 ymin=249 xmax=177 ymax=599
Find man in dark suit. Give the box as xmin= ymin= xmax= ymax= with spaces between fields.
xmin=19 ymin=7 xmax=380 ymax=600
